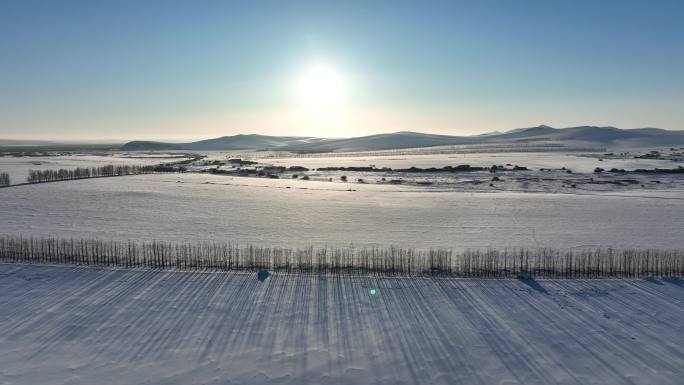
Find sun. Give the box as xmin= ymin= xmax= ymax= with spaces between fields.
xmin=297 ymin=66 xmax=346 ymax=110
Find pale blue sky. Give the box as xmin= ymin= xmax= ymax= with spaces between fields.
xmin=1 ymin=0 xmax=683 ymax=140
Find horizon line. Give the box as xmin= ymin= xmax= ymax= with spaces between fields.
xmin=2 ymin=124 xmax=683 ymax=143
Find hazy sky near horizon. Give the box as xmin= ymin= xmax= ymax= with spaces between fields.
xmin=1 ymin=0 xmax=683 ymax=141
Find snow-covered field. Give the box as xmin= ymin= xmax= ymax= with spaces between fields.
xmin=0 ymin=264 xmax=682 ymax=385
xmin=1 ymin=150 xmax=682 ymax=385
xmin=189 ymin=149 xmax=684 ymax=193
xmin=1 ymin=173 xmax=683 ymax=249
xmin=255 ymin=151 xmax=680 ymax=173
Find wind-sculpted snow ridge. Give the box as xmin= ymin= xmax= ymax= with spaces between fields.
xmin=1 ymin=236 xmax=682 ymax=278
xmin=0 ymin=264 xmax=682 ymax=385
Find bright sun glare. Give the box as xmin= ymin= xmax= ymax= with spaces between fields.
xmin=297 ymin=66 xmax=346 ymax=110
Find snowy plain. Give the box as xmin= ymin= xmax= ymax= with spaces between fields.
xmin=255 ymin=151 xmax=680 ymax=173
xmin=1 ymin=150 xmax=683 ymax=385
xmin=191 ymin=149 xmax=684 ymax=193
xmin=1 ymin=173 xmax=683 ymax=250
xmin=0 ymin=264 xmax=682 ymax=385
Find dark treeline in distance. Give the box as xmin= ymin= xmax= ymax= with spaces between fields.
xmin=0 ymin=236 xmax=681 ymax=278
xmin=315 ymin=165 xmax=529 ymax=173
xmin=0 ymin=172 xmax=9 ymax=186
xmin=26 ymin=164 xmax=182 ymax=184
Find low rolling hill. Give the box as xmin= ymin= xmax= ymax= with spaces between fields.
xmin=120 ymin=125 xmax=684 ymax=152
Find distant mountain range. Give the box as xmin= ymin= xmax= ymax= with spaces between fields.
xmin=116 ymin=125 xmax=684 ymax=152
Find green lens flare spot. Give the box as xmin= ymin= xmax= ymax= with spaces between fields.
xmin=369 ymin=288 xmax=377 ymax=296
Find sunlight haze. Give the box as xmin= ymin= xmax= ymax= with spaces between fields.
xmin=1 ymin=1 xmax=683 ymax=140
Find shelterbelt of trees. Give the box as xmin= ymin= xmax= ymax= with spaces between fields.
xmin=26 ymin=164 xmax=183 ymax=184
xmin=0 ymin=236 xmax=682 ymax=278
xmin=18 ymin=154 xmax=206 ymax=185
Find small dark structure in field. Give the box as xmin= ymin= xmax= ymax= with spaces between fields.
xmin=257 ymin=270 xmax=270 ymax=281
xmin=0 ymin=172 xmax=9 ymax=187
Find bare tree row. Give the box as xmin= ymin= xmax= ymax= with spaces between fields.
xmin=26 ymin=164 xmax=182 ymax=183
xmin=0 ymin=236 xmax=681 ymax=278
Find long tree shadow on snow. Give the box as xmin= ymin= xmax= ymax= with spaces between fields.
xmin=663 ymin=277 xmax=684 ymax=287
xmin=518 ymin=276 xmax=549 ymax=295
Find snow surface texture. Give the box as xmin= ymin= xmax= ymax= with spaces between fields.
xmin=0 ymin=264 xmax=682 ymax=385
xmin=1 ymin=173 xmax=682 ymax=250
